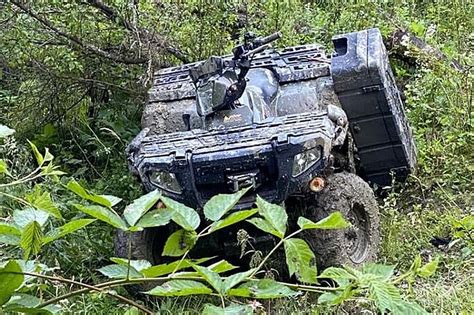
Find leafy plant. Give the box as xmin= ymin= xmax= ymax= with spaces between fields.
xmin=0 ymin=138 xmax=435 ymax=314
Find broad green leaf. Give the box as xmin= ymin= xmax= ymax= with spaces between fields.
xmin=317 ymin=285 xmax=355 ymax=306
xmin=145 ymin=280 xmax=213 ymax=296
xmin=43 ymin=148 xmax=54 ymax=163
xmin=417 ymin=258 xmax=439 ymax=278
xmin=136 ymin=209 xmax=172 ymax=228
xmin=13 ymin=208 xmax=49 ymax=229
xmin=4 ymin=293 xmax=60 ymax=314
xmin=141 ymin=257 xmax=213 ymax=278
xmin=297 ymin=212 xmax=350 ymax=230
xmin=0 ymin=124 xmax=15 ymax=138
xmin=256 ymin=196 xmax=287 ymax=237
xmin=203 ymin=187 xmax=249 ymax=221
xmin=223 ymin=269 xmax=255 ymax=292
xmin=0 ymin=261 xmax=24 ymax=306
xmin=161 ymin=196 xmax=200 ymax=231
xmin=319 ymin=267 xmax=356 ymax=286
xmin=362 ymin=264 xmax=395 ymax=281
xmin=0 ymin=159 xmax=10 ymax=175
xmin=66 ymin=179 xmax=112 ymax=208
xmin=74 ymin=204 xmax=127 ymax=230
xmin=25 ymin=186 xmax=62 ymax=219
xmin=208 ymin=260 xmax=238 ymax=273
xmin=162 ymin=229 xmax=197 ymax=257
xmin=409 ymin=255 xmax=422 ymax=272
xmin=202 ymin=304 xmax=252 ymax=315
xmin=369 ymin=281 xmax=401 ymax=313
xmin=98 ymin=264 xmax=143 ymax=279
xmin=42 ymin=219 xmax=96 ymax=245
xmin=27 ymin=140 xmax=44 ymax=166
xmin=192 ymin=264 xmax=223 ymax=293
xmin=101 ymin=195 xmax=122 ymax=207
xmin=110 ymin=257 xmax=152 ymax=272
xmin=20 ymin=221 xmax=43 ymax=259
xmin=247 ymin=217 xmax=283 ymax=238
xmin=228 ymin=279 xmax=297 ymax=298
xmin=391 ymin=301 xmax=428 ymax=315
xmin=209 ymin=209 xmax=257 ymax=233
xmin=123 ymin=190 xmax=161 ymax=226
xmin=0 ymin=223 xmax=21 ymax=236
xmin=284 ymin=238 xmax=317 ymax=283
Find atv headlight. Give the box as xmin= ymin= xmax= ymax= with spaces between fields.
xmin=292 ymin=145 xmax=322 ymax=176
xmin=149 ymin=171 xmax=182 ymax=194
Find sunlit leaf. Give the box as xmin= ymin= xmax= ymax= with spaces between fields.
xmin=0 ymin=223 xmax=21 ymax=236
xmin=162 ymin=229 xmax=197 ymax=257
xmin=222 ymin=269 xmax=255 ymax=292
xmin=73 ymin=204 xmax=127 ymax=230
xmin=256 ymin=196 xmax=287 ymax=237
xmin=3 ymin=293 xmax=60 ymax=314
xmin=417 ymin=258 xmax=439 ymax=278
xmin=13 ymin=208 xmax=49 ymax=229
xmin=136 ymin=209 xmax=171 ymax=228
xmin=209 ymin=209 xmax=257 ymax=233
xmin=362 ymin=264 xmax=395 ymax=281
xmin=202 ymin=303 xmax=252 ymax=315
xmin=0 ymin=124 xmax=15 ymax=138
xmin=192 ymin=264 xmax=223 ymax=293
xmin=20 ymin=221 xmax=43 ymax=259
xmin=145 ymin=280 xmax=213 ymax=296
xmin=161 ymin=196 xmax=200 ymax=231
xmin=42 ymin=219 xmax=96 ymax=244
xmin=110 ymin=257 xmax=152 ymax=272
xmin=123 ymin=190 xmax=160 ymax=226
xmin=283 ymin=238 xmax=317 ymax=283
xmin=0 ymin=261 xmax=24 ymax=306
xmin=0 ymin=159 xmax=10 ymax=176
xmin=203 ymin=187 xmax=249 ymax=221
xmin=228 ymin=279 xmax=297 ymax=298
xmin=66 ymin=179 xmax=113 ymax=208
xmin=98 ymin=264 xmax=143 ymax=279
xmin=208 ymin=260 xmax=238 ymax=273
xmin=297 ymin=212 xmax=350 ymax=230
xmin=27 ymin=140 xmax=43 ymax=166
xmin=141 ymin=257 xmax=213 ymax=278
xmin=247 ymin=217 xmax=283 ymax=238
xmin=25 ymin=186 xmax=62 ymax=219
xmin=100 ymin=195 xmax=122 ymax=207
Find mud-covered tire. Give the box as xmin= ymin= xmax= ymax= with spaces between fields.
xmin=114 ymin=228 xmax=169 ymax=294
xmin=300 ymin=172 xmax=380 ymax=268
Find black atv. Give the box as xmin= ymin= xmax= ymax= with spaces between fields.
xmin=116 ymin=28 xmax=416 ymax=274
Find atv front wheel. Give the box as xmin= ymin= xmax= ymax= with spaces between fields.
xmin=299 ymin=172 xmax=380 ymax=268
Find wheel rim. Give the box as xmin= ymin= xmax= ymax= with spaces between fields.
xmin=345 ymin=202 xmax=371 ymax=264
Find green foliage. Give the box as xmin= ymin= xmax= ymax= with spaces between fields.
xmin=284 ymin=238 xmax=318 ymax=283
xmin=162 ymin=229 xmax=197 ymax=257
xmin=0 ymin=261 xmax=24 ymax=306
xmin=204 ymin=188 xmax=250 ymax=221
xmin=146 ymin=280 xmax=213 ymax=296
xmin=1 ymin=1 xmax=472 ymax=313
xmin=123 ymin=189 xmax=160 ymax=226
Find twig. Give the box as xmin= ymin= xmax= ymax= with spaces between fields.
xmin=10 ymin=1 xmax=147 ymax=65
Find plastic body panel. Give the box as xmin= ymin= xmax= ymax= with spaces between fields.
xmin=331 ymin=28 xmax=416 ymax=185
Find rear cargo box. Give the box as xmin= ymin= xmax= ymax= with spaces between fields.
xmin=331 ymin=28 xmax=416 ymax=186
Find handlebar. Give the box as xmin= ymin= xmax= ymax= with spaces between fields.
xmin=242 ymin=44 xmax=270 ymax=58
xmin=260 ymin=32 xmax=282 ymax=45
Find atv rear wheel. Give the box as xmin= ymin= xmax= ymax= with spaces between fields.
xmin=299 ymin=172 xmax=380 ymax=268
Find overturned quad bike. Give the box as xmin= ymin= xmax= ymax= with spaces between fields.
xmin=116 ymin=29 xmax=416 ymax=278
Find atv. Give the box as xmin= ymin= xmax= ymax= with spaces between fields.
xmin=116 ymin=28 xmax=416 ymax=275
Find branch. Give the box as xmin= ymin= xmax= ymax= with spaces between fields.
xmin=388 ymin=28 xmax=465 ymax=71
xmin=10 ymin=1 xmax=147 ymax=65
xmin=86 ymin=0 xmax=189 ymax=63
